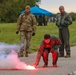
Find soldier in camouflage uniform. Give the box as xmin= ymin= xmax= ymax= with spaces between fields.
xmin=56 ymin=6 xmax=72 ymax=58
xmin=16 ymin=5 xmax=37 ymax=57
xmin=33 ymin=34 xmax=61 ymax=68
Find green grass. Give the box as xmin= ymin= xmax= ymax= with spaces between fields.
xmin=0 ymin=22 xmax=76 ymax=53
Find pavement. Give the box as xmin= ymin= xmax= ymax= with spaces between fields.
xmin=0 ymin=46 xmax=76 ymax=75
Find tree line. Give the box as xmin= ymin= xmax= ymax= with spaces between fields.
xmin=0 ymin=0 xmax=41 ymax=23
xmin=0 ymin=0 xmax=76 ymax=23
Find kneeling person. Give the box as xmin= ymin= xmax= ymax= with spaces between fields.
xmin=34 ymin=34 xmax=61 ymax=67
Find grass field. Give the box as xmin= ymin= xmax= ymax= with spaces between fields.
xmin=0 ymin=22 xmax=76 ymax=53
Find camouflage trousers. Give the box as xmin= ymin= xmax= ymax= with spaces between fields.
xmin=20 ymin=31 xmax=32 ymax=52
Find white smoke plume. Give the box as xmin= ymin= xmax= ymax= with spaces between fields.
xmin=0 ymin=42 xmax=35 ymax=70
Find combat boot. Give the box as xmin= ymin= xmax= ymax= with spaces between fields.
xmin=25 ymin=51 xmax=28 ymax=57
xmin=53 ymin=64 xmax=57 ymax=67
xmin=64 ymin=55 xmax=70 ymax=58
xmin=65 ymin=52 xmax=70 ymax=58
xmin=43 ymin=63 xmax=48 ymax=67
xmin=58 ymin=53 xmax=64 ymax=57
xmin=58 ymin=54 xmax=64 ymax=57
xmin=19 ymin=51 xmax=23 ymax=57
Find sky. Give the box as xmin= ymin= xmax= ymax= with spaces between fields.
xmin=39 ymin=0 xmax=76 ymax=13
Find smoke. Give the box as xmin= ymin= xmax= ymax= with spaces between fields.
xmin=0 ymin=42 xmax=35 ymax=70
xmin=0 ymin=42 xmax=20 ymax=52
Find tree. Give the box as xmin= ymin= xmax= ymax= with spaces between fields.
xmin=0 ymin=0 xmax=41 ymax=23
xmin=69 ymin=12 xmax=76 ymax=21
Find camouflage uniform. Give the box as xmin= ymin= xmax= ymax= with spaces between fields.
xmin=34 ymin=35 xmax=61 ymax=67
xmin=16 ymin=9 xmax=37 ymax=57
xmin=56 ymin=12 xmax=72 ymax=57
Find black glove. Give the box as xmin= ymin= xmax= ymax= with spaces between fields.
xmin=32 ymin=32 xmax=35 ymax=36
xmin=16 ymin=31 xmax=19 ymax=34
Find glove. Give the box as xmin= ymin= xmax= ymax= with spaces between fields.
xmin=32 ymin=63 xmax=38 ymax=68
xmin=32 ymin=32 xmax=35 ymax=36
xmin=16 ymin=31 xmax=19 ymax=34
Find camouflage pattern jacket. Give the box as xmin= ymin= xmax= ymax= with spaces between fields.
xmin=17 ymin=12 xmax=37 ymax=33
xmin=56 ymin=12 xmax=72 ymax=29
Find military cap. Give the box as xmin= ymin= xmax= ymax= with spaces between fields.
xmin=25 ymin=5 xmax=30 ymax=9
xmin=59 ymin=5 xmax=64 ymax=10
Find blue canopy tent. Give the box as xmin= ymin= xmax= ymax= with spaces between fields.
xmin=20 ymin=6 xmax=53 ymax=16
xmin=40 ymin=8 xmax=53 ymax=16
